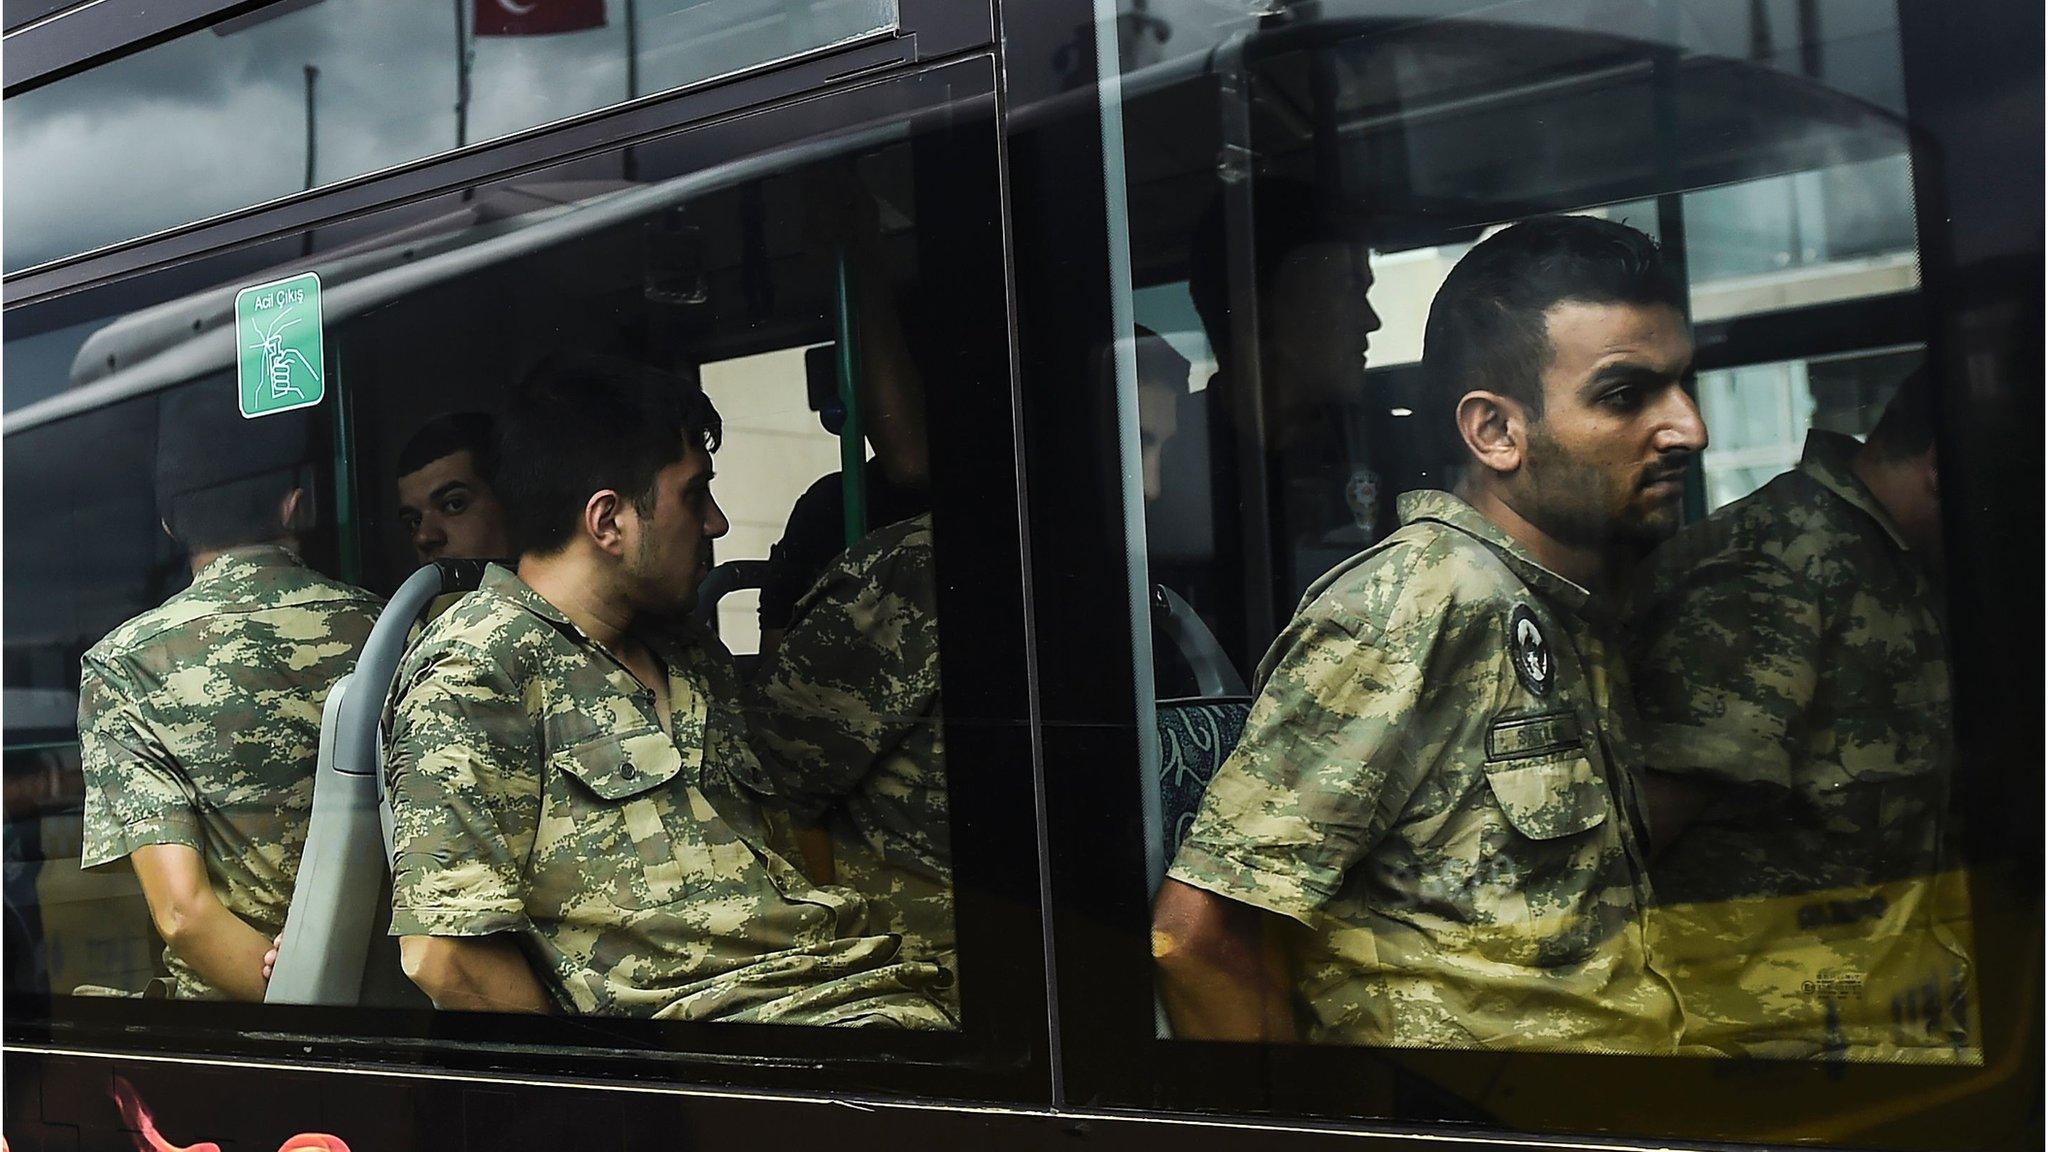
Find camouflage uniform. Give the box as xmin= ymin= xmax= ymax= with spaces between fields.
xmin=1631 ymin=430 xmax=1977 ymax=1063
xmin=384 ymin=565 xmax=954 ymax=1027
xmin=747 ymin=515 xmax=951 ymax=976
xmin=1168 ymin=490 xmax=1680 ymax=1053
xmin=78 ymin=545 xmax=380 ymax=999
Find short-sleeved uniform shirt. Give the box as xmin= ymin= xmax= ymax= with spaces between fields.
xmin=384 ymin=565 xmax=953 ymax=1028
xmin=747 ymin=515 xmax=951 ymax=969
xmin=78 ymin=545 xmax=381 ymax=999
xmin=1169 ymin=490 xmax=1680 ymax=1053
xmin=1631 ymin=430 xmax=1976 ymax=1062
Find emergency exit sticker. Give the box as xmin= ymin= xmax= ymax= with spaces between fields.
xmin=235 ymin=272 xmax=325 ymax=419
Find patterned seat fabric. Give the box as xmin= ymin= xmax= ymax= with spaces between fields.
xmin=1156 ymin=698 xmax=1252 ymax=863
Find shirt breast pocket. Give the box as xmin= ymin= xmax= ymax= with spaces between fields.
xmin=1482 ymin=752 xmax=1610 ymax=842
xmin=548 ymin=727 xmax=694 ymax=910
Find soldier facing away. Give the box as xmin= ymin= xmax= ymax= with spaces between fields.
xmin=381 ymin=353 xmax=953 ymax=1026
xmin=1150 ymin=216 xmax=1704 ymax=1052
xmin=748 ymin=512 xmax=950 ymax=981
xmin=1630 ymin=367 xmax=1978 ymax=1062
xmin=78 ymin=388 xmax=380 ymax=1000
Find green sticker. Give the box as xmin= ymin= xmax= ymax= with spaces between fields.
xmin=235 ymin=272 xmax=325 ymax=419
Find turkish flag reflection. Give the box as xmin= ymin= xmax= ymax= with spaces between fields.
xmin=474 ymin=0 xmax=607 ymax=37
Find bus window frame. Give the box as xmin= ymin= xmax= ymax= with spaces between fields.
xmin=2 ymin=49 xmax=1052 ymax=1108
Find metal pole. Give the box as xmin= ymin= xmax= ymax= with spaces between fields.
xmin=624 ymin=0 xmax=639 ymax=100
xmin=622 ymin=0 xmax=640 ymax=180
xmin=302 ymin=65 xmax=319 ymax=190
xmin=453 ymin=0 xmax=470 ymax=149
xmin=832 ymin=246 xmax=867 ymax=547
xmin=301 ymin=64 xmax=319 ymax=256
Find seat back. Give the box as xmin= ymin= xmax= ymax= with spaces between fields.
xmin=1149 ymin=585 xmax=1252 ymax=874
xmin=265 ymin=559 xmax=495 ymax=1007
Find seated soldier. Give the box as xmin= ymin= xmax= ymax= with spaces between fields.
xmin=382 ymin=352 xmax=953 ymax=1026
xmin=1631 ymin=367 xmax=1977 ymax=1062
xmin=78 ymin=389 xmax=381 ymax=1000
xmin=749 ymin=511 xmax=948 ymax=979
xmin=395 ymin=411 xmax=512 ymax=564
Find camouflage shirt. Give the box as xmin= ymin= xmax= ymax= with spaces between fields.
xmin=1631 ymin=431 xmax=1974 ymax=1061
xmin=747 ymin=515 xmax=951 ymax=969
xmin=384 ymin=565 xmax=953 ymax=1028
xmin=1168 ymin=490 xmax=1680 ymax=1053
xmin=78 ymin=545 xmax=380 ymax=999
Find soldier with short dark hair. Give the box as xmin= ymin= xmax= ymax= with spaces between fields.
xmin=79 ymin=387 xmax=380 ymax=1000
xmin=394 ymin=411 xmax=511 ymax=564
xmin=382 ymin=353 xmax=953 ymax=1026
xmin=1630 ymin=367 xmax=1977 ymax=1063
xmin=1151 ymin=216 xmax=1702 ymax=1052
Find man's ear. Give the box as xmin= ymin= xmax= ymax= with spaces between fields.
xmin=1455 ymin=390 xmax=1527 ymax=477
xmin=277 ymin=488 xmax=305 ymax=533
xmin=583 ymin=490 xmax=628 ymax=557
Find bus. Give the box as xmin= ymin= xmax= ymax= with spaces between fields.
xmin=3 ymin=0 xmax=2038 ymax=1148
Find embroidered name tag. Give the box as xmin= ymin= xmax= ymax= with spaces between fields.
xmin=1486 ymin=712 xmax=1583 ymax=761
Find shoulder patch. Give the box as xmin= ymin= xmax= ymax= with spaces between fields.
xmin=1508 ymin=604 xmax=1554 ymax=697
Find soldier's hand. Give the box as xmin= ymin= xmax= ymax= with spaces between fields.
xmin=262 ymin=934 xmax=282 ymax=982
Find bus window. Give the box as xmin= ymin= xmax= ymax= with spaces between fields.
xmin=1086 ymin=0 xmax=2022 ymax=1143
xmin=4 ymin=56 xmax=1024 ymax=1066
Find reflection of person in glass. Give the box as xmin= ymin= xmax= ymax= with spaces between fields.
xmin=77 ymin=390 xmax=379 ymax=1000
xmin=1187 ymin=181 xmax=1384 ymax=603
xmin=1151 ymin=217 xmax=1703 ymax=1051
xmin=1133 ymin=324 xmax=1190 ymax=504
xmin=383 ymin=354 xmax=951 ymax=1025
xmin=1630 ymin=368 xmax=1977 ymax=1063
xmin=394 ymin=412 xmax=512 ymax=564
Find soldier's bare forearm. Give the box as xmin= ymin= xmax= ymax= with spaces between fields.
xmin=131 ymin=843 xmax=274 ymax=1002
xmin=400 ymin=934 xmax=554 ymax=1014
xmin=1151 ymin=879 xmax=1298 ymax=1042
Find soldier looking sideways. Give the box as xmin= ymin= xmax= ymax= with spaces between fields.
xmin=381 ymin=353 xmax=953 ymax=1026
xmin=1151 ymin=216 xmax=1702 ymax=1051
xmin=394 ymin=411 xmax=512 ymax=565
xmin=78 ymin=389 xmax=379 ymax=1000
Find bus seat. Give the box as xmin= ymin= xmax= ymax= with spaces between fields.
xmin=1151 ymin=585 xmax=1252 ymax=867
xmin=693 ymin=559 xmax=780 ymax=678
xmin=265 ymin=559 xmax=494 ymax=1007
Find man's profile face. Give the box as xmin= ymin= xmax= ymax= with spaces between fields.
xmin=396 ymin=449 xmax=511 ymax=564
xmin=1515 ymin=300 xmax=1706 ymax=551
xmin=619 ymin=440 xmax=728 ymax=616
xmin=1266 ymin=239 xmax=1382 ymax=406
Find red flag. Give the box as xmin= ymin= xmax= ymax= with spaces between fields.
xmin=473 ymin=0 xmax=606 ymax=37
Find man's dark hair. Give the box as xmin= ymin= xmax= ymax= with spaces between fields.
xmin=155 ymin=386 xmax=313 ymax=551
xmin=496 ymin=353 xmax=723 ymax=557
xmin=397 ymin=411 xmax=500 ymax=484
xmin=1186 ymin=179 xmax=1371 ymax=360
xmin=1865 ymin=366 xmax=1937 ymax=459
xmin=1421 ymin=215 xmax=1684 ymax=458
